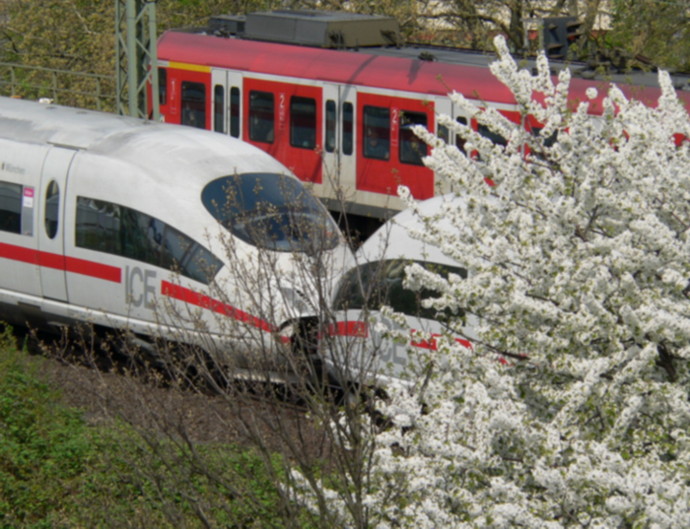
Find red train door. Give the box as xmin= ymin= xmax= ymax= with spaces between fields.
xmin=356 ymin=93 xmax=434 ymax=199
xmin=162 ymin=65 xmax=212 ymax=129
xmin=243 ymin=78 xmax=323 ymax=184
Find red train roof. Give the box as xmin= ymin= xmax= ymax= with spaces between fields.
xmin=159 ymin=31 xmax=514 ymax=105
xmin=158 ymin=31 xmax=690 ymax=114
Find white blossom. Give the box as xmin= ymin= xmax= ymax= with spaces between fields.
xmin=290 ymin=35 xmax=690 ymax=528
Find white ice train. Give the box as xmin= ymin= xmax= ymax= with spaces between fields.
xmin=0 ymin=96 xmax=351 ymax=370
xmin=322 ymin=194 xmax=479 ymax=387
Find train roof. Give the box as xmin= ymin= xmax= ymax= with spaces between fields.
xmin=159 ymin=12 xmax=690 ymax=113
xmin=0 ymin=96 xmax=148 ymax=150
xmin=356 ymin=194 xmax=463 ymax=270
xmin=0 ymin=96 xmax=289 ymax=181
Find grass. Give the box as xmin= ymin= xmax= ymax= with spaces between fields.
xmin=0 ymin=325 xmax=290 ymax=529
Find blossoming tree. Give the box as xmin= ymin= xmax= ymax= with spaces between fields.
xmin=291 ymin=36 xmax=690 ymax=528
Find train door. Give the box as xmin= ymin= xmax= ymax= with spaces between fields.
xmin=320 ymin=84 xmax=353 ymax=205
xmin=38 ymin=147 xmax=75 ymax=302
xmin=244 ymin=78 xmax=323 ymax=184
xmin=211 ymin=69 xmax=227 ymax=134
xmin=211 ymin=69 xmax=244 ymax=139
xmin=0 ymin=140 xmax=44 ymax=300
xmin=338 ymin=87 xmax=357 ymax=196
xmin=435 ymin=97 xmax=471 ymax=190
xmin=356 ymin=93 xmax=435 ymax=200
xmin=166 ymin=66 xmax=211 ymax=128
xmin=435 ymin=97 xmax=453 ymax=143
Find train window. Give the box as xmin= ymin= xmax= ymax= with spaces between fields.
xmin=75 ymin=198 xmax=120 ymax=254
xmin=478 ymin=123 xmax=507 ymax=147
xmin=44 ymin=180 xmax=59 ymax=239
xmin=438 ymin=124 xmax=449 ymax=144
xmin=230 ymin=87 xmax=241 ymax=138
xmin=0 ymin=181 xmax=22 ymax=234
xmin=201 ymin=173 xmax=341 ymax=253
xmin=121 ymin=211 xmax=165 ymax=265
xmin=342 ymin=102 xmax=353 ymax=156
xmin=249 ymin=91 xmax=274 ymax=143
xmin=456 ymin=117 xmax=468 ymax=152
xmin=325 ymin=100 xmax=336 ymax=153
xmin=181 ymin=81 xmax=206 ymax=129
xmin=290 ymin=96 xmax=317 ymax=149
xmin=363 ymin=106 xmax=390 ymax=160
xmin=181 ymin=245 xmax=225 ymax=286
xmin=438 ymin=117 xmax=468 ymax=153
xmin=333 ymin=259 xmax=467 ymax=321
xmin=158 ymin=68 xmax=167 ymax=106
xmin=532 ymin=126 xmax=558 ymax=147
xmin=399 ymin=111 xmax=428 ymax=165
xmin=158 ymin=223 xmax=222 ymax=284
xmin=213 ymin=85 xmax=225 ymax=133
xmin=75 ymin=197 xmax=222 ymax=284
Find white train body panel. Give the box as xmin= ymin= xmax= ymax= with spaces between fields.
xmin=0 ymin=97 xmax=351 ymax=366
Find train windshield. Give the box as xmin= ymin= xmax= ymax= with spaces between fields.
xmin=201 ymin=173 xmax=341 ymax=253
xmin=333 ymin=259 xmax=467 ymax=321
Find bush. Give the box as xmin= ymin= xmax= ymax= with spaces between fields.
xmin=0 ymin=326 xmax=291 ymax=528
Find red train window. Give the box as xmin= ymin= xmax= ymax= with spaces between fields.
xmin=478 ymin=123 xmax=507 ymax=147
xmin=290 ymin=96 xmax=316 ymax=149
xmin=249 ymin=90 xmax=275 ymax=143
xmin=438 ymin=116 xmax=468 ymax=153
xmin=157 ymin=68 xmax=167 ymax=106
xmin=363 ymin=105 xmax=390 ymax=160
xmin=181 ymin=81 xmax=206 ymax=129
xmin=230 ymin=87 xmax=241 ymax=138
xmin=325 ymin=100 xmax=336 ymax=153
xmin=399 ymin=110 xmax=428 ymax=165
xmin=342 ymin=102 xmax=354 ymax=155
xmin=213 ymin=84 xmax=225 ymax=133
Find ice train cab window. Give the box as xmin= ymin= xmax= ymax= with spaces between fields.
xmin=0 ymin=181 xmax=22 ymax=234
xmin=44 ymin=180 xmax=59 ymax=239
xmin=201 ymin=173 xmax=341 ymax=253
xmin=333 ymin=259 xmax=467 ymax=321
xmin=75 ymin=197 xmax=222 ymax=284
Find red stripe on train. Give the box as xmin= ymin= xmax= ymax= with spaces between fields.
xmin=0 ymin=242 xmax=121 ymax=283
xmin=411 ymin=332 xmax=472 ymax=350
xmin=65 ymin=256 xmax=121 ymax=283
xmin=160 ymin=280 xmax=277 ymax=334
xmin=327 ymin=320 xmax=370 ymax=338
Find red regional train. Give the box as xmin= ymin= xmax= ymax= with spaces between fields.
xmin=155 ymin=9 xmax=690 ymax=229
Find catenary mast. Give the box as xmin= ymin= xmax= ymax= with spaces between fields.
xmin=115 ymin=0 xmax=159 ymax=120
